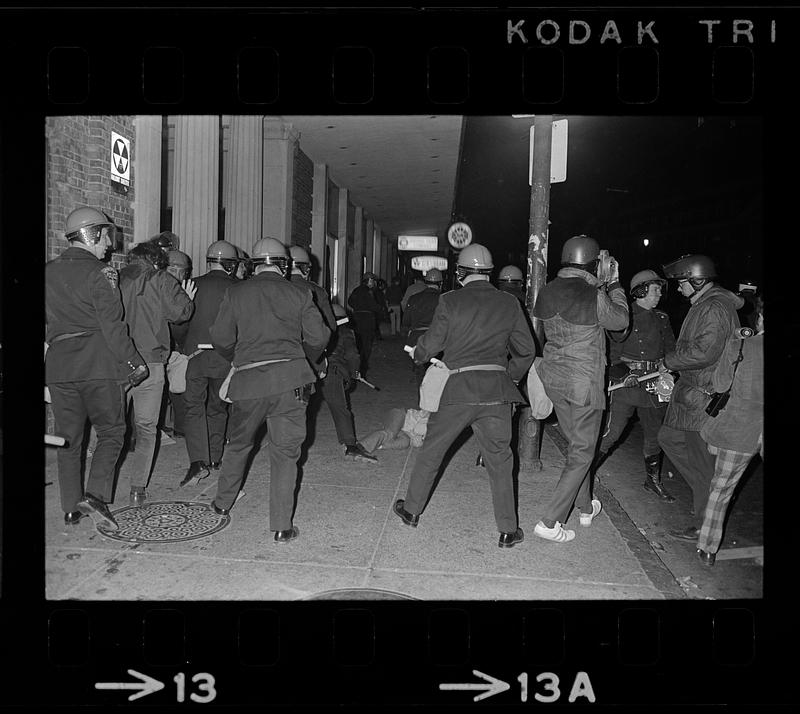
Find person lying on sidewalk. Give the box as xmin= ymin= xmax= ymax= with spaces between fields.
xmin=359 ymin=407 xmax=430 ymax=453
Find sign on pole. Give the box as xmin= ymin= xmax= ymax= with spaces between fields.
xmin=111 ymin=132 xmax=131 ymax=187
xmin=398 ymin=235 xmax=438 ymax=251
xmin=529 ymin=118 xmax=567 ymax=185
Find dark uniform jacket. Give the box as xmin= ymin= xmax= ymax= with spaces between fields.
xmin=414 ymin=280 xmax=535 ymax=406
xmin=498 ymin=283 xmax=526 ymax=305
xmin=183 ymin=269 xmax=238 ymax=377
xmin=607 ymin=302 xmax=676 ymax=407
xmin=327 ymin=326 xmax=361 ymax=380
xmin=533 ymin=268 xmax=629 ymax=409
xmin=209 ymin=271 xmax=330 ymax=400
xmin=662 ymin=284 xmax=744 ymax=432
xmin=45 ymin=246 xmax=144 ymax=383
xmin=348 ymin=284 xmax=382 ymax=318
xmin=119 ymin=260 xmax=195 ymax=364
xmin=291 ymin=276 xmax=337 ymax=372
xmin=402 ymin=287 xmax=441 ymax=346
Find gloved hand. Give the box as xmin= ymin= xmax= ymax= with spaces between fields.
xmin=607 ymin=256 xmax=620 ymax=285
xmin=127 ymin=363 xmax=150 ymax=388
xmin=622 ymin=373 xmax=640 ymax=388
xmin=182 ymin=279 xmax=197 ymax=300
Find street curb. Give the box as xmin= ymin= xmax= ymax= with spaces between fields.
xmin=545 ymin=423 xmax=687 ymax=600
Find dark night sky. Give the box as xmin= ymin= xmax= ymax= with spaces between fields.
xmin=453 ymin=115 xmax=762 ymax=289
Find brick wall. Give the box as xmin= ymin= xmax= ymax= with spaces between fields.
xmin=46 ymin=115 xmax=136 ymax=269
xmin=291 ymin=145 xmax=314 ymax=249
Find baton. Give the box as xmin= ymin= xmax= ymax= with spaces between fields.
xmin=356 ymin=376 xmax=380 ymax=391
xmin=45 ymin=434 xmax=66 ymax=446
xmin=608 ymin=371 xmax=661 ymax=392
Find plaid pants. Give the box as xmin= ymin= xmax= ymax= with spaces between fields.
xmin=697 ymin=444 xmax=757 ymax=554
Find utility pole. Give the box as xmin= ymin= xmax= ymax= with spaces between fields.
xmin=518 ymin=115 xmax=553 ymax=471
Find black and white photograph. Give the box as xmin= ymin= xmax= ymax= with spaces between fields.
xmin=43 ymin=113 xmax=763 ymax=601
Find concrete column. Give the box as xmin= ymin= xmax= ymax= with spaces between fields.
xmin=348 ymin=206 xmax=364 ymax=304
xmin=373 ymin=225 xmax=383 ymax=276
xmin=132 ymin=115 xmax=162 ymax=245
xmin=337 ymin=188 xmax=350 ymax=305
xmin=311 ymin=163 xmax=328 ymax=289
xmin=171 ymin=115 xmax=219 ymax=275
xmin=224 ymin=115 xmax=263 ymax=253
xmin=380 ymin=232 xmax=390 ymax=280
xmin=262 ymin=118 xmax=298 ymax=245
xmin=364 ymin=216 xmax=374 ymax=276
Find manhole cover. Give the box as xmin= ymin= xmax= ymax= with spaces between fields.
xmin=303 ymin=588 xmax=418 ymax=600
xmin=97 ymin=501 xmax=230 ymax=543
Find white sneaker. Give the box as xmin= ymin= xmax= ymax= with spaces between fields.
xmin=579 ymin=499 xmax=602 ymax=527
xmin=534 ymin=520 xmax=575 ymax=543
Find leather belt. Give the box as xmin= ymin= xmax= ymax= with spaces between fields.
xmin=49 ymin=331 xmax=91 ymax=344
xmin=622 ymin=359 xmax=659 ymax=372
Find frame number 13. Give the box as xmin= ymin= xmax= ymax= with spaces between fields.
xmin=174 ymin=673 xmax=217 ymax=703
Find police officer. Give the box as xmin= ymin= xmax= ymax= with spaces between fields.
xmin=208 ymin=237 xmax=330 ymax=543
xmin=347 ymin=272 xmax=383 ymax=377
xmin=402 ymin=267 xmax=444 ymax=392
xmin=46 ymin=206 xmax=149 ymax=530
xmin=531 ymin=235 xmax=629 ymax=543
xmin=596 ymin=269 xmax=676 ymax=501
xmin=319 ymin=304 xmax=377 ymax=463
xmin=180 ymin=240 xmax=239 ymax=485
xmin=288 ymin=245 xmax=336 ymax=332
xmin=393 ymin=244 xmax=536 ymax=548
xmin=497 ymin=265 xmax=526 ymax=304
xmin=149 ymin=231 xmax=179 ymax=267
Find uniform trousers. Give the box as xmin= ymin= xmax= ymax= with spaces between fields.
xmin=121 ymin=362 xmax=165 ymax=489
xmin=658 ymin=425 xmax=716 ymax=530
xmin=541 ymin=393 xmax=604 ymax=527
xmin=658 ymin=424 xmax=714 ymax=529
xmin=697 ymin=444 xmax=757 ymax=554
xmin=184 ymin=360 xmax=228 ymax=465
xmin=214 ymin=391 xmax=306 ymax=532
xmin=388 ymin=304 xmax=401 ymax=335
xmin=319 ymin=369 xmax=356 ymax=446
xmin=49 ymin=380 xmax=127 ymax=511
xmin=351 ymin=312 xmax=376 ymax=374
xmin=403 ymin=403 xmax=517 ymax=534
xmin=599 ymin=388 xmax=666 ymax=457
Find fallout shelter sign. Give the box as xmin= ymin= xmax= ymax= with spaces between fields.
xmin=111 ymin=132 xmax=130 ymax=187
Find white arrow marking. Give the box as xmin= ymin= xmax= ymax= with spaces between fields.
xmin=95 ymin=669 xmax=165 ymax=701
xmin=440 ymin=669 xmax=510 ymax=702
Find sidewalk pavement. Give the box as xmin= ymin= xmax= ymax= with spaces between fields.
xmin=46 ymin=333 xmax=684 ymax=601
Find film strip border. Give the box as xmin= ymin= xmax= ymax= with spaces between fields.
xmin=29 ymin=603 xmax=766 ymax=707
xmin=0 ymin=8 xmax=789 ymax=112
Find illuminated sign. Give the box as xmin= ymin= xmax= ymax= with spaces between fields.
xmin=398 ymin=235 xmax=438 ymax=251
xmin=447 ymin=221 xmax=472 ymax=249
xmin=411 ymin=255 xmax=448 ymax=273
xmin=529 ymin=118 xmax=568 ymax=185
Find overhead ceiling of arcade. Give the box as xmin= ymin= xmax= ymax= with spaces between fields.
xmin=281 ymin=115 xmax=464 ymax=240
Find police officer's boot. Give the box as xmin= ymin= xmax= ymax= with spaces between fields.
xmin=180 ymin=460 xmax=210 ymax=486
xmin=642 ymin=453 xmax=675 ymax=502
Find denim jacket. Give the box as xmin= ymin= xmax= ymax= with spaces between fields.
xmin=532 ymin=268 xmax=629 ymax=408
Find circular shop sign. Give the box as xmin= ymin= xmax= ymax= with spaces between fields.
xmin=447 ymin=221 xmax=472 ymax=249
